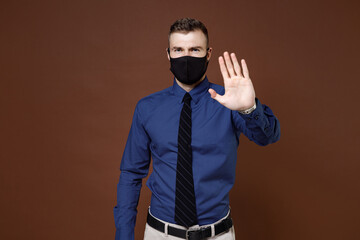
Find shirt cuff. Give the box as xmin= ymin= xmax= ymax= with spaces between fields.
xmin=238 ymin=98 xmax=262 ymax=120
xmin=238 ymin=98 xmax=272 ymax=134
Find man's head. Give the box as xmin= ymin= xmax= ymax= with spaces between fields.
xmin=167 ymin=18 xmax=212 ymax=85
xmin=168 ymin=18 xmax=209 ymax=49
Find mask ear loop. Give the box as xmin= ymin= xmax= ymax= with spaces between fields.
xmin=205 ymin=47 xmax=210 ymax=61
xmin=167 ymin=48 xmax=173 ymax=60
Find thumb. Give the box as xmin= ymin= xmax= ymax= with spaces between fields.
xmin=208 ymin=88 xmax=225 ymax=104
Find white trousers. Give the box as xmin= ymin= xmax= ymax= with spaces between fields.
xmin=144 ymin=210 xmax=235 ymax=240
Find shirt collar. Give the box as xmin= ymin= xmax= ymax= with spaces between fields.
xmin=171 ymin=76 xmax=210 ymax=104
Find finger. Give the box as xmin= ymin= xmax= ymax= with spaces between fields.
xmin=230 ymin=53 xmax=242 ymax=77
xmin=218 ymin=56 xmax=230 ymax=80
xmin=223 ymin=52 xmax=236 ymax=77
xmin=241 ymin=59 xmax=250 ymax=79
xmin=208 ymin=88 xmax=225 ymax=104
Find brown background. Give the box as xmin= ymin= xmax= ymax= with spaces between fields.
xmin=1 ymin=0 xmax=360 ymax=239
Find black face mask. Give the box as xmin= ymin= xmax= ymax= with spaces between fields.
xmin=169 ymin=50 xmax=209 ymax=85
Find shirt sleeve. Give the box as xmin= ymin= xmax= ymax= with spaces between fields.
xmin=113 ymin=102 xmax=151 ymax=240
xmin=231 ymin=98 xmax=280 ymax=146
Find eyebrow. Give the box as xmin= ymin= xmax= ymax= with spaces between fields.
xmin=171 ymin=46 xmax=204 ymax=50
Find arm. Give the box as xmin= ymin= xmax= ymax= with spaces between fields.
xmin=114 ymin=102 xmax=151 ymax=240
xmin=209 ymin=52 xmax=280 ymax=145
xmin=232 ymin=98 xmax=280 ymax=146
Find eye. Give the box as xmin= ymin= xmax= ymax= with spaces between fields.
xmin=191 ymin=48 xmax=200 ymax=52
xmin=174 ymin=48 xmax=182 ymax=52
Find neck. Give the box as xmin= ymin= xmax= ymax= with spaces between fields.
xmin=175 ymin=75 xmax=206 ymax=92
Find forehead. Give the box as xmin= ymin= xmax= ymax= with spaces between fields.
xmin=169 ymin=30 xmax=207 ymax=48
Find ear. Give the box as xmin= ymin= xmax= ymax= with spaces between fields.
xmin=206 ymin=47 xmax=213 ymax=61
xmin=166 ymin=48 xmax=170 ymax=61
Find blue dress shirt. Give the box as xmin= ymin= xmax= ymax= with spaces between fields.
xmin=114 ymin=77 xmax=280 ymax=240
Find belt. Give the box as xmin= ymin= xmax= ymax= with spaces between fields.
xmin=146 ymin=211 xmax=233 ymax=240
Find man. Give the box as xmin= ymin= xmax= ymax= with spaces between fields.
xmin=114 ymin=18 xmax=280 ymax=240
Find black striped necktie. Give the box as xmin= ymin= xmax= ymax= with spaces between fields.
xmin=175 ymin=92 xmax=197 ymax=227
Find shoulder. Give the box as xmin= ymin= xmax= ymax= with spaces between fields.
xmin=136 ymin=86 xmax=172 ymax=113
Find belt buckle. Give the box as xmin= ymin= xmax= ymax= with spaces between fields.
xmin=186 ymin=229 xmax=197 ymax=240
xmin=185 ymin=229 xmax=191 ymax=240
xmin=186 ymin=227 xmax=203 ymax=240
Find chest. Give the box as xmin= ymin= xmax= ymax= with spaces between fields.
xmin=144 ymin=100 xmax=236 ymax=157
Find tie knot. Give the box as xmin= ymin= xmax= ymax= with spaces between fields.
xmin=182 ymin=93 xmax=192 ymax=103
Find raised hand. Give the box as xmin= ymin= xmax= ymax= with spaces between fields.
xmin=208 ymin=52 xmax=256 ymax=111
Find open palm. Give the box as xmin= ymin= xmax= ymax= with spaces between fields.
xmin=208 ymin=52 xmax=256 ymax=111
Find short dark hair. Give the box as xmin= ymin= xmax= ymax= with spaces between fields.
xmin=168 ymin=18 xmax=209 ymax=47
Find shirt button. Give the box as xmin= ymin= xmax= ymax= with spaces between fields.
xmin=254 ymin=115 xmax=259 ymax=120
